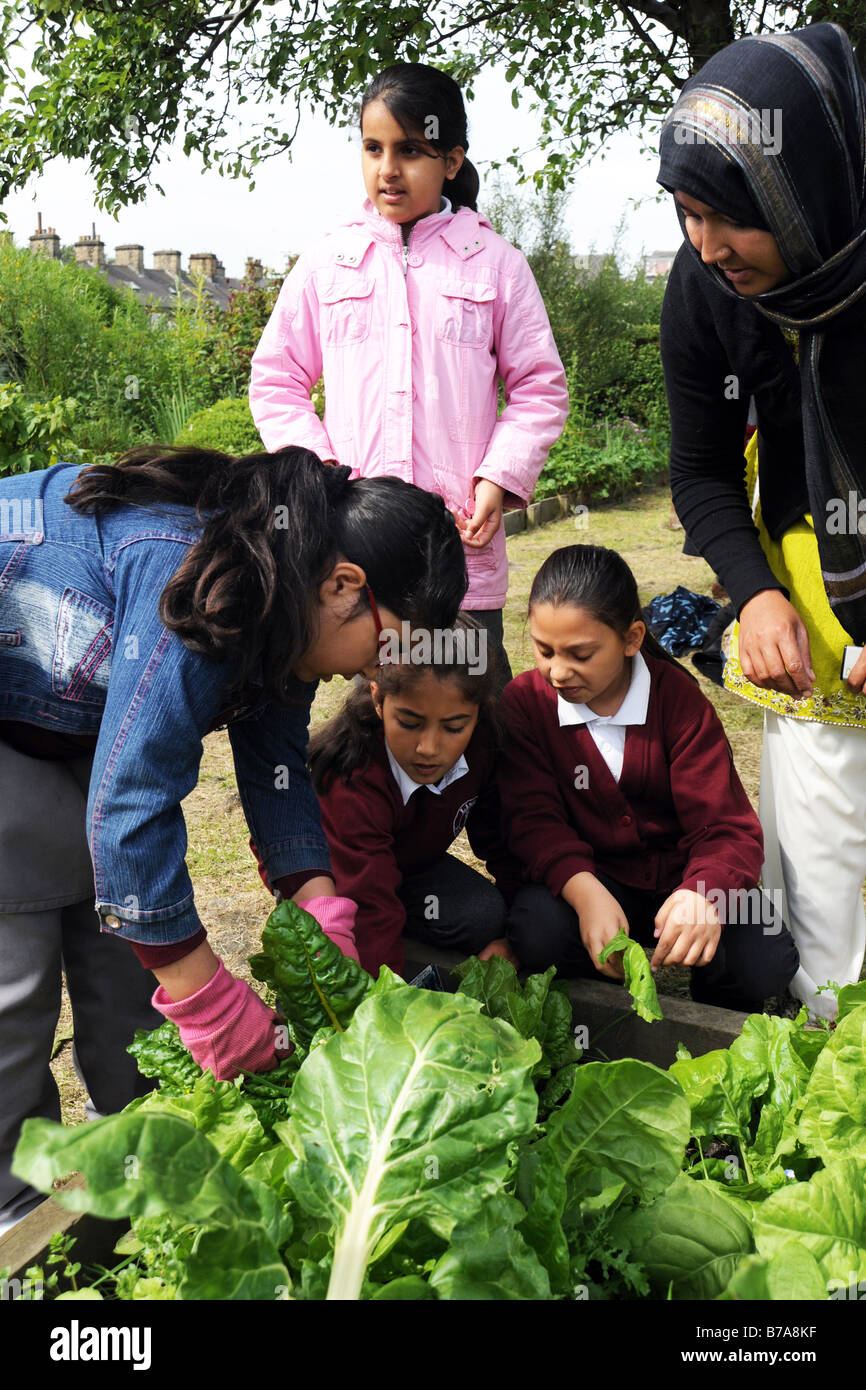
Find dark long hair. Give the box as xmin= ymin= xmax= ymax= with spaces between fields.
xmin=308 ymin=613 xmax=497 ymax=792
xmin=65 ymin=445 xmax=467 ymax=702
xmin=528 ymin=544 xmax=697 ymax=681
xmin=360 ymin=63 xmax=480 ymax=212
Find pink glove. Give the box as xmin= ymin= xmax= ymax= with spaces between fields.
xmin=301 ymin=895 xmax=360 ymax=963
xmin=152 ymin=961 xmax=281 ymax=1081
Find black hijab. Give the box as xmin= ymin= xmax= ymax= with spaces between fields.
xmin=658 ymin=22 xmax=866 ymax=642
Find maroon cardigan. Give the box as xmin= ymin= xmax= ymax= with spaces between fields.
xmin=496 ymin=654 xmax=763 ymax=904
xmin=318 ymin=722 xmax=519 ymax=976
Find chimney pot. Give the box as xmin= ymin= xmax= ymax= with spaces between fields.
xmin=153 ymin=249 xmax=182 ymax=275
xmin=29 ymin=223 xmax=62 ymax=260
xmin=188 ymin=251 xmax=218 ymax=280
xmin=115 ymin=243 xmax=145 ymax=273
xmin=74 ymin=231 xmax=105 ymax=267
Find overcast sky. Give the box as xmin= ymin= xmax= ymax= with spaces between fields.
xmin=2 ymin=65 xmax=682 ymax=279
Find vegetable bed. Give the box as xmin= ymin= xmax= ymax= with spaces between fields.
xmin=6 ymin=903 xmax=866 ymax=1301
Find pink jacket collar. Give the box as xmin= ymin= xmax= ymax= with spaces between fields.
xmin=354 ymin=198 xmax=493 ymax=261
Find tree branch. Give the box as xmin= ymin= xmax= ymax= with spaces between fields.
xmin=619 ymin=4 xmax=683 ymax=77
xmin=188 ymin=0 xmax=263 ymax=78
xmin=621 ymin=0 xmax=686 ymax=35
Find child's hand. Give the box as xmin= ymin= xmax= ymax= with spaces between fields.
xmin=651 ymin=889 xmax=721 ymax=971
xmin=563 ymin=873 xmax=629 ymax=980
xmin=455 ymin=480 xmax=504 ymax=548
xmin=477 ymin=937 xmax=520 ymax=967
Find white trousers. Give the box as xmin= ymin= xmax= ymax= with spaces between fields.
xmin=760 ymin=710 xmax=866 ymax=1019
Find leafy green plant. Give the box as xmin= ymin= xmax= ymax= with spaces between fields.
xmin=11 ymin=905 xmax=866 ymax=1301
xmin=452 ymin=956 xmax=582 ymax=1116
xmin=599 ymin=928 xmax=663 ymax=1022
xmin=174 ymin=397 xmax=263 ymax=455
xmin=0 ymin=382 xmax=84 ymax=476
xmin=151 ymin=384 xmax=197 ymax=445
xmin=534 ymin=369 xmax=669 ymax=505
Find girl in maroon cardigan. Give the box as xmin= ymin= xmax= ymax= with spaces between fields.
xmin=305 ymin=617 xmax=521 ymax=977
xmin=498 ymin=545 xmax=799 ymax=1013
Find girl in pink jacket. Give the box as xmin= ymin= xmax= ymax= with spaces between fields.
xmin=249 ymin=62 xmax=569 ymax=679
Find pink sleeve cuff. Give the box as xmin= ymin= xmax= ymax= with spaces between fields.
xmin=152 ymin=960 xmax=280 ymax=1080
xmin=300 ymin=895 xmax=361 ymax=963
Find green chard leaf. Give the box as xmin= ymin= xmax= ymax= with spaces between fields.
xmin=133 ymin=1073 xmax=271 ymax=1173
xmin=754 ymin=1157 xmax=866 ymax=1287
xmin=11 ymin=1111 xmax=291 ymax=1300
xmin=249 ymin=897 xmax=391 ymax=1043
xmin=837 ymin=980 xmax=866 ymax=1022
xmin=669 ymin=1047 xmax=762 ymax=1142
xmin=429 ymin=1194 xmax=551 ymax=1300
xmin=598 ymin=928 xmax=662 ymax=1022
xmin=454 ymin=957 xmax=581 ymax=1094
xmin=797 ymin=1003 xmax=866 ymax=1163
xmin=128 ymin=1020 xmax=203 ymax=1093
xmin=452 ymin=954 xmax=520 ymax=1018
xmin=520 ymin=1059 xmax=689 ymax=1291
xmin=614 ymin=1175 xmax=754 ymax=1300
xmin=722 ymin=1243 xmax=827 ymax=1301
xmin=278 ymin=984 xmax=540 ymax=1301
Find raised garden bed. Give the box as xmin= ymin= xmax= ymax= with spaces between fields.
xmin=4 ymin=903 xmax=864 ymax=1301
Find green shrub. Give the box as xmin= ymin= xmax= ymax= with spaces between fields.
xmin=175 ymin=397 xmax=264 ymax=455
xmin=484 ymin=177 xmax=669 ymax=430
xmin=203 ymin=264 xmax=288 ymax=398
xmin=534 ymin=388 xmax=668 ymax=505
xmin=0 ymin=383 xmax=85 ymax=477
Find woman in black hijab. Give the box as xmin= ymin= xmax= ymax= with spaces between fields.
xmin=657 ymin=22 xmax=866 ymax=1019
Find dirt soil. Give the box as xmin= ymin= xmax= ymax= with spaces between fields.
xmin=50 ymin=483 xmax=777 ymax=1120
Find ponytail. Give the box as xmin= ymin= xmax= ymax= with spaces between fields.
xmin=308 ymin=681 xmax=382 ymax=793
xmin=65 ymin=444 xmax=467 ymax=702
xmin=528 ymin=544 xmax=698 ymax=682
xmin=446 ymin=157 xmax=480 ymax=213
xmin=360 ymin=63 xmax=479 ymax=211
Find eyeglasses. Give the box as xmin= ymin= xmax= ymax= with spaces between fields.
xmin=365 ymin=584 xmax=387 ymax=665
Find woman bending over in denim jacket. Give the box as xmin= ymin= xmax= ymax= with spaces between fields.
xmin=0 ymin=444 xmax=464 ymax=1231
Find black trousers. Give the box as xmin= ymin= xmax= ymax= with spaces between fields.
xmin=399 ymin=853 xmax=507 ymax=956
xmin=507 ymin=875 xmax=800 ymax=1013
xmin=463 ymin=607 xmax=513 ymax=692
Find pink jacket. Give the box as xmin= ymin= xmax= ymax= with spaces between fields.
xmin=249 ymin=200 xmax=569 ymax=608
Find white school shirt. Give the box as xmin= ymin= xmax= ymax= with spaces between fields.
xmin=556 ymin=652 xmax=651 ymax=782
xmin=385 ymin=745 xmax=470 ymax=807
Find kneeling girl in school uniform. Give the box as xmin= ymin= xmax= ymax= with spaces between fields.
xmin=498 ymin=545 xmax=800 ymax=1013
xmin=301 ymin=617 xmax=520 ymax=977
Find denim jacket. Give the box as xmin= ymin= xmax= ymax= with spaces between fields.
xmin=0 ymin=464 xmax=330 ymax=944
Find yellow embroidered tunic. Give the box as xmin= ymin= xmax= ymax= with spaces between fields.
xmin=724 ymin=433 xmax=866 ymax=727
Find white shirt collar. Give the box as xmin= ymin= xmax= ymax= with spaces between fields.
xmin=557 ymin=651 xmax=651 ymax=729
xmin=386 ymin=744 xmax=469 ymax=806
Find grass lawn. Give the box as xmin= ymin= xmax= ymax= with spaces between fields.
xmin=52 ymin=481 xmax=772 ymax=1120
